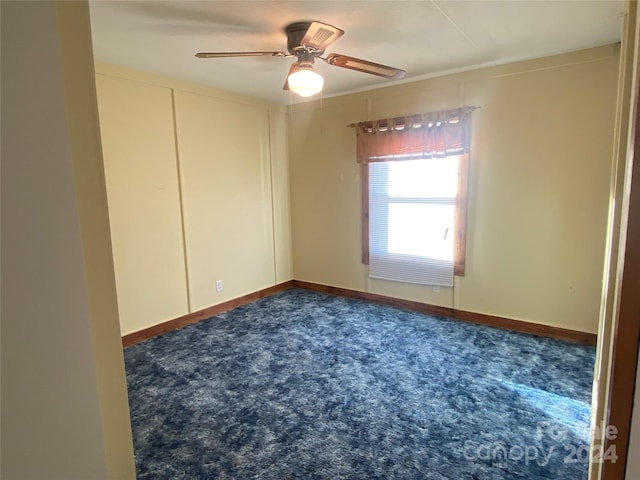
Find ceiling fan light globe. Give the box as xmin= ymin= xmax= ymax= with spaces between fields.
xmin=288 ymin=68 xmax=324 ymax=97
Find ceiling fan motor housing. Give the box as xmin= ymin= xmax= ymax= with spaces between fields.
xmin=286 ymin=22 xmax=316 ymax=55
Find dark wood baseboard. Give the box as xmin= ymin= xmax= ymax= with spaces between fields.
xmin=292 ymin=280 xmax=597 ymax=346
xmin=122 ymin=280 xmax=295 ymax=347
xmin=122 ymin=278 xmax=596 ymax=347
xmin=293 ymin=280 xmax=455 ymax=318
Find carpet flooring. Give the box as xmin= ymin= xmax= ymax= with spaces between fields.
xmin=124 ymin=288 xmax=595 ymax=479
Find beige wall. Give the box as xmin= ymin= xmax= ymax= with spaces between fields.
xmin=289 ymin=45 xmax=619 ymax=334
xmin=174 ymin=91 xmax=276 ymax=310
xmin=1 ymin=1 xmax=135 ymax=478
xmin=96 ymin=74 xmax=189 ymax=333
xmin=96 ymin=45 xmax=617 ymax=337
xmin=95 ymin=63 xmax=292 ymax=334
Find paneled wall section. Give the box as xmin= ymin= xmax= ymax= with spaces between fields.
xmin=96 ymin=64 xmax=291 ymax=335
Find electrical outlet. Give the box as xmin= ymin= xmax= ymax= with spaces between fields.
xmin=216 ymin=280 xmax=223 ymax=292
xmin=432 ymin=286 xmax=440 ymax=293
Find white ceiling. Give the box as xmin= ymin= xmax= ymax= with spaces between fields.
xmin=89 ymin=0 xmax=624 ymax=104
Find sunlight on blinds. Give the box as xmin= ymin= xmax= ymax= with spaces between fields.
xmin=369 ymin=159 xmax=458 ymax=286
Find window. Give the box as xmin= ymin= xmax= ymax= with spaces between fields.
xmin=354 ymin=106 xmax=475 ymax=286
xmin=367 ymin=157 xmax=461 ymax=287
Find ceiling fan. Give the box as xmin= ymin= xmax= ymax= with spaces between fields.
xmin=195 ymin=21 xmax=406 ymax=97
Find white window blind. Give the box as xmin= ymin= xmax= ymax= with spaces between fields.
xmin=369 ymin=158 xmax=458 ymax=287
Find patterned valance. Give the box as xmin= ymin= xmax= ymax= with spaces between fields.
xmin=352 ymin=106 xmax=478 ymax=163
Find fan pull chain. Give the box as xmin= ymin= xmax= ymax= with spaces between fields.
xmin=320 ymin=91 xmax=324 ymax=136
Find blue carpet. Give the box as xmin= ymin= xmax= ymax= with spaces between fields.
xmin=124 ymin=288 xmax=595 ymax=479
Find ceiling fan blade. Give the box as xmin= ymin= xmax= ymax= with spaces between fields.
xmin=299 ymin=21 xmax=344 ymax=52
xmin=324 ymin=53 xmax=406 ymax=80
xmin=195 ymin=51 xmax=288 ymax=58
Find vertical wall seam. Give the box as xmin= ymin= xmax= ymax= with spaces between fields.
xmin=267 ymin=108 xmax=279 ymax=285
xmin=170 ymin=89 xmax=192 ymax=313
xmin=281 ymin=106 xmax=294 ymax=280
xmin=365 ymin=97 xmax=372 ymax=293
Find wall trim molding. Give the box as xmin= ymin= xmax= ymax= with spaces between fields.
xmin=122 ymin=281 xmax=295 ymax=347
xmin=122 ymin=279 xmax=596 ymax=347
xmin=293 ymin=280 xmax=597 ymax=345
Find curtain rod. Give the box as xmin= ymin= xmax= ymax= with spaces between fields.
xmin=346 ymin=105 xmax=480 ymax=128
